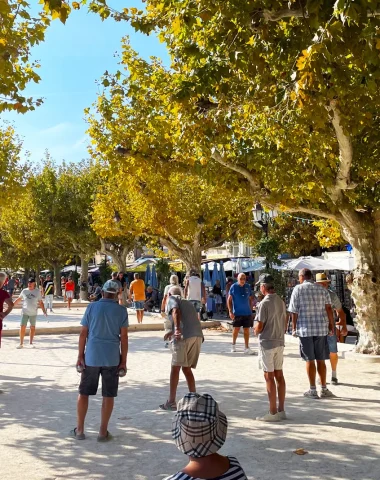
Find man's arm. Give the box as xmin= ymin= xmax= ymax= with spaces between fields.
xmin=12 ymin=296 xmax=22 ymax=308
xmin=291 ymin=313 xmax=298 ymax=334
xmin=335 ymin=307 xmax=347 ymax=335
xmin=249 ymin=294 xmax=254 ymax=312
xmin=161 ymin=294 xmax=168 ymax=312
xmin=128 ymin=283 xmax=133 ymax=300
xmin=119 ymin=326 xmax=128 ymax=370
xmin=172 ymin=307 xmax=182 ymax=338
xmin=77 ymin=326 xmax=88 ymax=366
xmin=184 ymin=280 xmax=189 ymax=299
xmin=227 ymin=294 xmax=234 ymax=320
xmin=38 ymin=299 xmax=47 ymax=316
xmin=325 ymin=304 xmax=335 ymax=333
xmin=0 ymin=297 xmax=14 ymax=319
xmin=201 ymin=282 xmax=206 ymax=304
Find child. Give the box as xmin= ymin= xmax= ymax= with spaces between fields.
xmin=164 ymin=393 xmax=247 ymax=480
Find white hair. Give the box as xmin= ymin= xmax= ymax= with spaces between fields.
xmin=170 ymin=274 xmax=179 ymax=285
xmin=0 ymin=272 xmax=7 ymax=282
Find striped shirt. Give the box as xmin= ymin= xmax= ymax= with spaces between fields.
xmin=288 ymin=281 xmax=331 ymax=337
xmin=164 ymin=456 xmax=247 ymax=480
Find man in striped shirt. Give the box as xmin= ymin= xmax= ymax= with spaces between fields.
xmin=288 ymin=268 xmax=335 ymax=399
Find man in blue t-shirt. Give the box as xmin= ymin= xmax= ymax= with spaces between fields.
xmin=73 ymin=280 xmax=129 ymax=442
xmin=227 ymin=273 xmax=255 ymax=355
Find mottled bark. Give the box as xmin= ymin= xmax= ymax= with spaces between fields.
xmin=79 ymin=256 xmax=89 ymax=301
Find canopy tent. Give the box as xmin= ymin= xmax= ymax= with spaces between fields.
xmin=150 ymin=264 xmax=158 ymax=288
xmin=61 ymin=265 xmax=81 ymax=274
xmin=276 ymin=256 xmax=345 ymax=271
xmin=323 ymin=252 xmax=355 ymax=271
xmin=203 ymin=263 xmax=211 ymax=286
xmin=126 ymin=257 xmax=158 ymax=272
xmin=211 ymin=261 xmax=219 ymax=286
xmin=219 ymin=261 xmax=226 ymax=291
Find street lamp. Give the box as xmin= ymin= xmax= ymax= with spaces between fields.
xmin=252 ymin=202 xmax=278 ymax=236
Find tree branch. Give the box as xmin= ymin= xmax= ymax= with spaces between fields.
xmin=327 ymin=100 xmax=357 ymax=201
xmin=281 ymin=205 xmax=339 ymax=221
xmin=258 ymin=7 xmax=380 ymax=22
xmin=211 ymin=149 xmax=264 ymax=193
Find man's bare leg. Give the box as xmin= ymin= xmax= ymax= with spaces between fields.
xmin=76 ymin=394 xmax=89 ymax=435
xmin=274 ymin=370 xmax=286 ymax=412
xmin=232 ymin=327 xmax=240 ymax=345
xmin=99 ymin=397 xmax=114 ymax=437
xmin=264 ymin=372 xmax=277 ymax=415
xmin=19 ymin=325 xmax=27 ymax=346
xmin=29 ymin=326 xmax=36 ymax=344
xmin=243 ymin=328 xmax=250 ymax=348
xmin=306 ymin=360 xmax=316 ymax=387
xmin=330 ymin=352 xmax=338 ymax=377
xmin=182 ymin=367 xmax=196 ymax=393
xmin=316 ymin=360 xmax=327 ymax=386
xmin=168 ymin=366 xmax=181 ymax=403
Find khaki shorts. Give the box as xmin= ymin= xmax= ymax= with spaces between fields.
xmin=172 ymin=337 xmax=202 ymax=369
xmin=259 ymin=345 xmax=284 ymax=372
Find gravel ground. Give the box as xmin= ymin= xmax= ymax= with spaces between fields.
xmin=1 ymin=329 xmax=379 ymax=480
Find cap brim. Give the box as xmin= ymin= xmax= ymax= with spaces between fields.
xmin=315 ymin=279 xmax=331 ymax=283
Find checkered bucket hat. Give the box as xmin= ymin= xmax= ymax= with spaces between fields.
xmin=172 ymin=393 xmax=228 ymax=458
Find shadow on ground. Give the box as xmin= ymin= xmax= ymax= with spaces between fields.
xmin=0 ymin=332 xmax=379 ymax=480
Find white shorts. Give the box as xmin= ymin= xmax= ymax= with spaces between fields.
xmin=215 ymin=294 xmax=222 ymax=304
xmin=66 ymin=291 xmax=74 ymax=299
xmin=259 ymin=345 xmax=284 ymax=372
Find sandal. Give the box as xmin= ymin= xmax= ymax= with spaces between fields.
xmin=159 ymin=400 xmax=177 ymax=411
xmin=70 ymin=427 xmax=85 ymax=440
xmin=97 ymin=431 xmax=113 ymax=442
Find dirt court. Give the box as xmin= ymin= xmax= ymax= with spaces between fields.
xmin=1 ymin=329 xmax=379 ymax=480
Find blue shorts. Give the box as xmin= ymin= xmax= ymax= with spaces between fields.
xmin=134 ymin=301 xmax=144 ymax=311
xmin=299 ymin=336 xmax=329 ymax=361
xmin=327 ymin=334 xmax=338 ymax=354
xmin=189 ymin=300 xmax=202 ymax=313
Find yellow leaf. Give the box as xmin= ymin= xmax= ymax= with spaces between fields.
xmin=72 ymin=2 xmax=80 ymax=10
xmin=172 ymin=17 xmax=181 ymax=35
xmin=130 ymin=7 xmax=138 ymax=15
xmin=290 ymin=91 xmax=297 ymax=101
xmin=246 ymin=36 xmax=255 ymax=46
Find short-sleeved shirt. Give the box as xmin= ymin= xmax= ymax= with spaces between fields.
xmin=167 ymin=295 xmax=203 ymax=340
xmin=328 ymin=289 xmax=342 ymax=310
xmin=43 ymin=280 xmax=54 ymax=295
xmin=288 ymin=281 xmax=331 ymax=337
xmin=19 ymin=288 xmax=42 ymax=316
xmin=129 ymin=279 xmax=146 ymax=301
xmin=256 ymin=293 xmax=287 ymax=349
xmin=81 ymin=298 xmax=128 ymax=367
xmin=65 ymin=280 xmax=75 ymax=292
xmin=164 ymin=456 xmax=247 ymax=480
xmin=7 ymin=279 xmax=15 ymax=289
xmin=164 ymin=284 xmax=184 ymax=296
xmin=228 ymin=283 xmax=252 ymax=316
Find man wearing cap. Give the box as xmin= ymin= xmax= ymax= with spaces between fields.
xmin=254 ymin=274 xmax=287 ymax=422
xmin=13 ymin=278 xmax=47 ymax=348
xmin=288 ymin=268 xmax=335 ymax=399
xmin=160 ymin=286 xmax=204 ymax=411
xmin=227 ymin=273 xmax=255 ymax=354
xmin=315 ymin=273 xmax=347 ymax=385
xmin=164 ymin=393 xmax=247 ymax=480
xmin=73 ymin=280 xmax=128 ymax=441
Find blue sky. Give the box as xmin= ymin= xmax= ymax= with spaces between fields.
xmin=4 ymin=1 xmax=169 ymax=164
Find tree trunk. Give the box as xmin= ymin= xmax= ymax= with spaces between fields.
xmin=181 ymin=247 xmax=202 ymax=275
xmin=341 ymin=211 xmax=380 ymax=354
xmin=52 ymin=261 xmax=61 ymax=297
xmin=80 ymin=255 xmax=89 ymax=301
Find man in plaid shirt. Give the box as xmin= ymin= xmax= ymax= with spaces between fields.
xmin=288 ymin=268 xmax=335 ymax=399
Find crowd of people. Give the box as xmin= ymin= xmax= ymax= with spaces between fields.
xmin=0 ymin=264 xmax=351 ymax=480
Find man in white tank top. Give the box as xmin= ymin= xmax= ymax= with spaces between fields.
xmin=184 ymin=271 xmax=206 ymax=321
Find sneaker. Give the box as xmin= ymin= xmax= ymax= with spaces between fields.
xmin=244 ymin=348 xmax=256 ymax=355
xmin=231 ymin=344 xmax=237 ymax=353
xmin=331 ymin=377 xmax=338 ymax=385
xmin=256 ymin=412 xmax=281 ymax=422
xmin=320 ymin=388 xmax=334 ymax=398
xmin=277 ymin=411 xmax=287 ymax=420
xmin=16 ymin=344 xmax=23 ymax=349
xmin=303 ymin=389 xmax=319 ymax=399
xmin=29 ymin=344 xmax=35 ymax=348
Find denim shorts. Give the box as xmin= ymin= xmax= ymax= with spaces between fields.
xmin=327 ymin=334 xmax=338 ymax=353
xmin=189 ymin=300 xmax=202 ymax=313
xmin=134 ymin=301 xmax=145 ymax=310
xmin=79 ymin=366 xmax=119 ymax=397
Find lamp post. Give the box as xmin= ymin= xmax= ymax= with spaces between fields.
xmin=252 ymin=202 xmax=278 ymax=269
